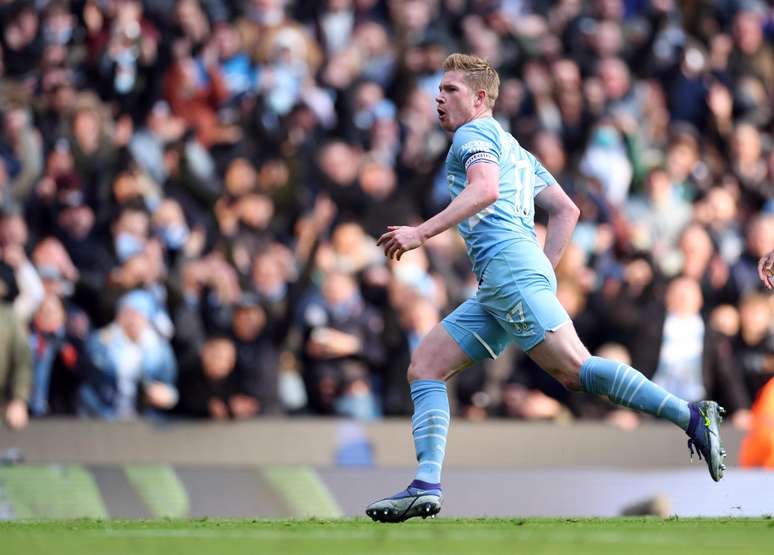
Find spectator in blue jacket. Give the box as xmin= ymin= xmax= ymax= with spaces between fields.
xmin=78 ymin=290 xmax=178 ymax=420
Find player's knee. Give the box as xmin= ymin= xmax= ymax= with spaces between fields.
xmin=406 ymin=361 xmax=421 ymax=382
xmin=407 ymin=357 xmax=443 ymax=382
xmin=407 ymin=362 xmax=434 ymax=382
xmin=556 ymin=371 xmax=582 ymax=392
xmin=554 ymin=352 xmax=587 ymax=391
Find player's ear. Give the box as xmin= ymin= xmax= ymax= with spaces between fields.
xmin=476 ymin=89 xmax=487 ymax=107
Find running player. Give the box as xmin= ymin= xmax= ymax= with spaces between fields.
xmin=365 ymin=54 xmax=726 ymax=523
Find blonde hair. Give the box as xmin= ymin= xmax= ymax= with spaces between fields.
xmin=442 ymin=53 xmax=500 ymax=108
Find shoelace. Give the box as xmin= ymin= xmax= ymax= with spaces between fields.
xmin=687 ymin=438 xmax=704 ymax=461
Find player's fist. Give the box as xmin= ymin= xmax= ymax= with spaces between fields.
xmin=757 ymin=250 xmax=774 ymax=289
xmin=377 ymin=226 xmax=425 ymax=260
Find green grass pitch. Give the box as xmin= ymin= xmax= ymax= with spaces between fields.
xmin=2 ymin=517 xmax=773 ymax=555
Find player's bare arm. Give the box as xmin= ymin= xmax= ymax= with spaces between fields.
xmin=377 ymin=162 xmax=499 ymax=260
xmin=534 ymin=184 xmax=580 ymax=268
xmin=758 ymin=249 xmax=774 ymax=289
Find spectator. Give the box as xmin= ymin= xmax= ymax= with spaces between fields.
xmin=67 ymin=94 xmax=124 ymax=211
xmin=79 ymin=290 xmax=177 ymax=420
xmin=51 ymin=198 xmax=112 ymax=319
xmin=163 ymin=49 xmax=238 ymax=149
xmin=677 ymin=223 xmax=735 ymax=311
xmin=301 ymin=269 xmax=384 ymax=419
xmin=31 ymin=237 xmax=79 ymax=299
xmin=92 ymin=0 xmax=160 ymax=120
xmin=593 ymin=253 xmax=663 ymax=358
xmin=580 ymin=119 xmax=633 ymax=206
xmin=664 ymin=127 xmax=703 ymax=198
xmin=103 ymin=243 xmax=173 ymax=338
xmin=128 ymin=100 xmax=186 ymax=186
xmin=731 ymin=123 xmax=769 ymax=210
xmin=624 ymin=167 xmax=692 ymax=273
xmin=316 ymin=140 xmax=364 ymax=222
xmin=28 ymin=294 xmax=86 ymax=416
xmin=646 ymin=277 xmax=749 ymax=417
xmin=357 ymin=161 xmax=415 ymax=239
xmin=0 ymin=209 xmax=44 ymax=323
xmin=178 ymin=335 xmax=259 ymax=420
xmin=1 ymin=105 xmax=43 ymax=204
xmin=667 ymin=43 xmax=709 ymax=129
xmin=729 ymin=8 xmax=774 ymax=92
xmin=734 ymin=294 xmax=774 ymax=401
xmin=108 ymin=204 xmax=150 ymax=266
xmin=151 ymin=197 xmax=193 ymax=261
xmin=730 ymin=215 xmax=774 ymax=301
xmin=319 ymin=221 xmax=381 ymax=275
xmin=0 ymin=2 xmax=43 ymax=82
xmin=695 ymin=185 xmax=743 ymax=265
xmin=212 ymin=21 xmax=255 ymax=105
xmin=231 ymin=294 xmax=281 ymax=415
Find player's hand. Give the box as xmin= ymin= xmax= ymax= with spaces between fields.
xmin=377 ymin=226 xmax=425 ymax=260
xmin=757 ymin=250 xmax=774 ymax=289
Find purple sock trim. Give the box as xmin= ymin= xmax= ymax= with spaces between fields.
xmin=410 ymin=479 xmax=441 ymax=491
xmin=686 ymin=403 xmax=700 ymax=436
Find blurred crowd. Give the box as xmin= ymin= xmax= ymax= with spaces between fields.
xmin=0 ymin=0 xmax=772 ymax=431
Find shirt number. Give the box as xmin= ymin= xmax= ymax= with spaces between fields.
xmin=512 ymin=156 xmax=532 ymax=218
xmin=507 ymin=301 xmax=529 ymax=331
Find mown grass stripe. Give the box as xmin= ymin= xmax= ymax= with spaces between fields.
xmin=261 ymin=466 xmax=342 ymax=518
xmin=124 ymin=465 xmax=189 ymax=518
xmin=0 ymin=465 xmax=108 ymax=519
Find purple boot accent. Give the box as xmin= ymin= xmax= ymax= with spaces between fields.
xmin=410 ymin=479 xmax=441 ymax=492
xmin=686 ymin=403 xmax=701 ymax=437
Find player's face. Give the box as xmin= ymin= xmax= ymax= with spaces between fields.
xmin=436 ymin=71 xmax=478 ymax=132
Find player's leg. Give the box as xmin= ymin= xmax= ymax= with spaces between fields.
xmin=404 ymin=323 xmax=471 ymax=486
xmin=366 ymin=298 xmax=509 ymax=522
xmin=528 ymin=323 xmax=690 ymax=424
xmin=477 ymin=242 xmax=726 ymax=481
xmin=366 ymin=324 xmax=469 ymax=522
xmin=527 ymin=322 xmax=727 ymax=481
xmin=407 ymin=296 xmax=512 ymax=486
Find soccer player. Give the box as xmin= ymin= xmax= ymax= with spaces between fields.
xmin=758 ymin=250 xmax=774 ymax=289
xmin=365 ymin=54 xmax=726 ymax=523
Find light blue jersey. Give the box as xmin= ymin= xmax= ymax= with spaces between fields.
xmin=446 ymin=117 xmax=557 ymax=279
xmin=442 ymin=116 xmax=570 ymax=357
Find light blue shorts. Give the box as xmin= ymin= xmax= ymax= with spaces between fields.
xmin=442 ymin=241 xmax=571 ymax=361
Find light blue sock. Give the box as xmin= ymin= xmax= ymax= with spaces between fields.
xmin=579 ymin=356 xmax=691 ymax=429
xmin=410 ymin=380 xmax=450 ymax=485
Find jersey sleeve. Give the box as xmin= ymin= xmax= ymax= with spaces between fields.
xmin=452 ymin=123 xmax=501 ymax=171
xmin=527 ymin=151 xmax=559 ymax=197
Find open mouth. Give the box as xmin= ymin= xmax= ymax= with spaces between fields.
xmin=437 ymin=109 xmax=446 ymax=119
